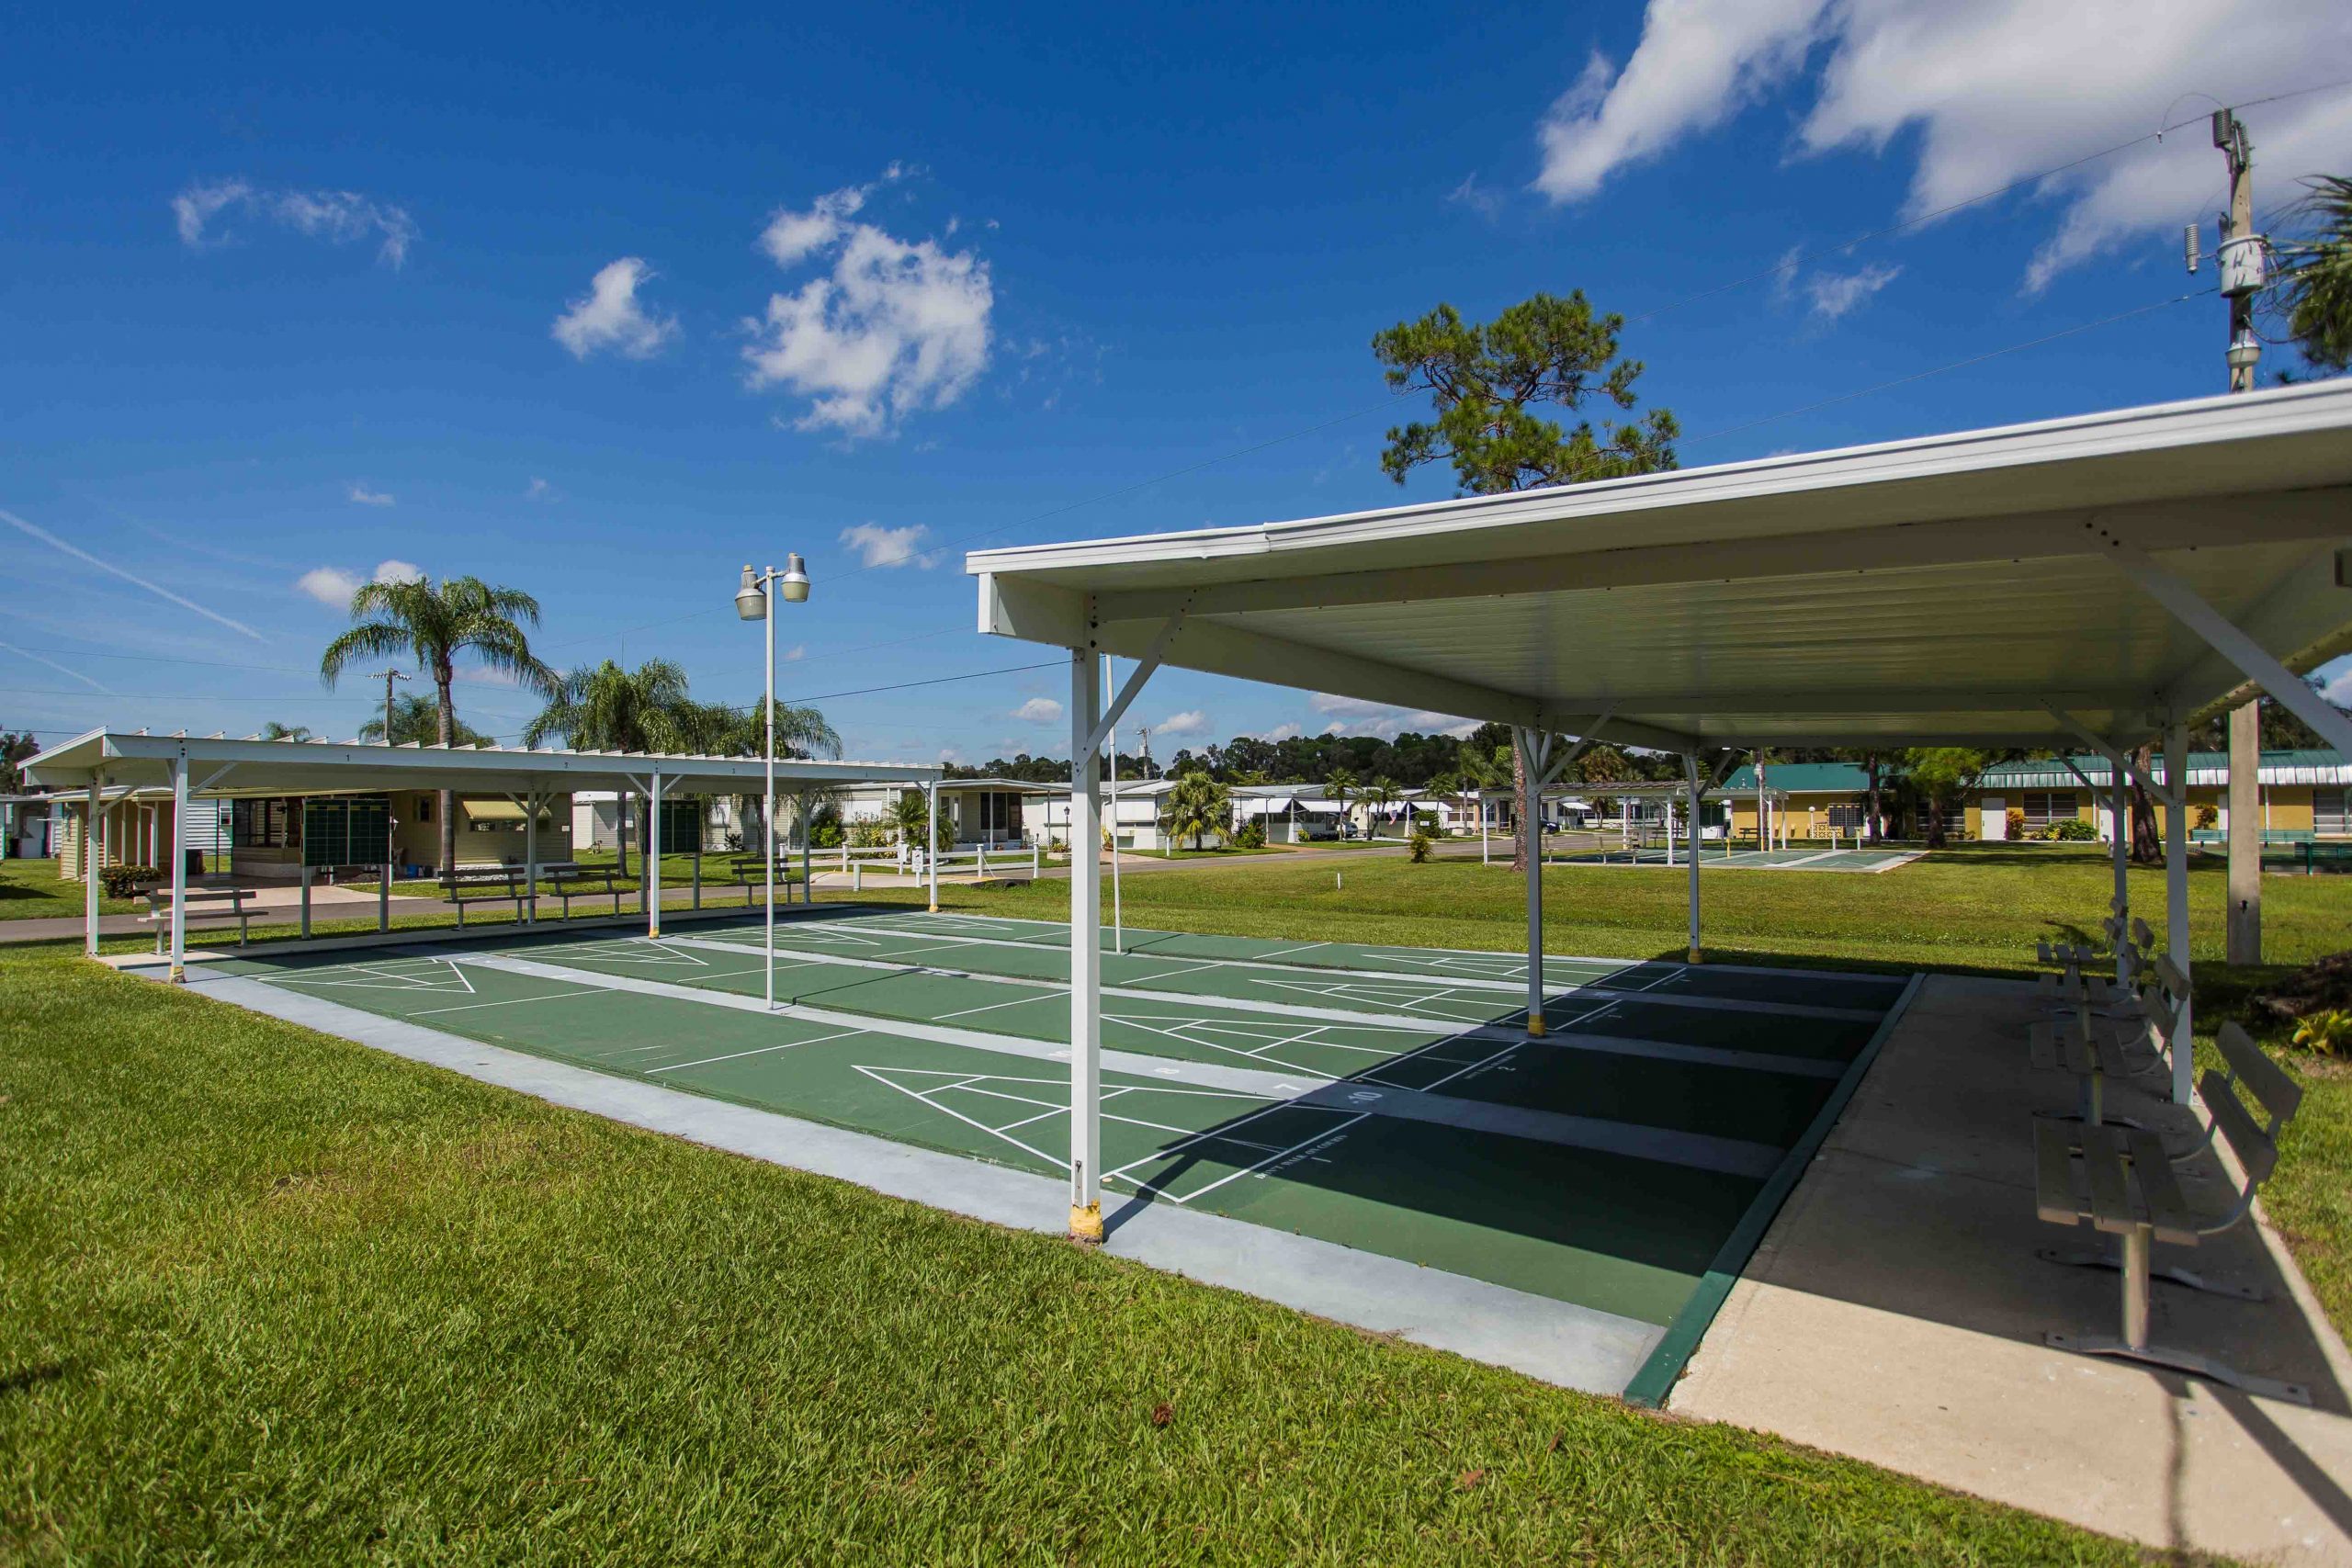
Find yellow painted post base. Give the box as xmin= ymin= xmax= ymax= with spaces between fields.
xmin=1687 ymin=947 xmax=1703 ymax=964
xmin=169 ymin=964 xmax=186 ymax=985
xmin=1069 ymin=1202 xmax=1104 ymax=1243
xmin=650 ymin=924 xmax=662 ymax=939
xmin=928 ymin=901 xmax=940 ymax=914
xmin=1526 ymin=1013 xmax=1546 ymax=1038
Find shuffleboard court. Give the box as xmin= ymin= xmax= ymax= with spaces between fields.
xmin=189 ymin=908 xmax=1917 ymax=1374
xmin=1566 ymin=843 xmax=1927 ymax=874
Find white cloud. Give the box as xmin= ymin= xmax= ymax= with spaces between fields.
xmin=1012 ymin=696 xmax=1064 ymax=724
xmin=347 ymin=482 xmax=394 ymax=507
xmin=2322 ymin=658 xmax=2352 ymax=706
xmin=1252 ymin=722 xmax=1304 ymax=743
xmin=1308 ymin=693 xmax=1479 ymax=740
xmin=1447 ymin=173 xmax=1505 ymax=220
xmin=172 ymin=178 xmax=417 ymax=266
xmin=839 ymin=522 xmax=937 ymax=570
xmin=552 ymin=257 xmax=679 ymax=360
xmin=1805 ymin=262 xmax=1902 ymax=320
xmin=1155 ymin=710 xmax=1209 ymax=737
xmin=295 ymin=567 xmax=362 ymax=607
xmin=784 ymin=644 xmax=806 ymax=661
xmin=295 ymin=558 xmax=423 ymax=609
xmin=1531 ymin=0 xmax=2352 ymax=288
xmin=526 ymin=477 xmax=559 ymax=502
xmin=743 ymin=173 xmax=993 ymax=437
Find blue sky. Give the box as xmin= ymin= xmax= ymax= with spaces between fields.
xmin=6 ymin=3 xmax=2349 ymax=763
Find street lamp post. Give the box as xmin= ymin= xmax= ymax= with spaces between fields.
xmin=736 ymin=553 xmax=811 ymax=1011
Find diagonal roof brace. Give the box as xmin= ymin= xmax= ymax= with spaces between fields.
xmin=1081 ymin=607 xmax=1189 ymax=759
xmin=2109 ymin=542 xmax=2352 ymax=758
xmin=2042 ymin=702 xmax=2181 ymax=809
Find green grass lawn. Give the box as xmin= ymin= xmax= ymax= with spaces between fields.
xmin=0 ymin=858 xmax=132 ymax=920
xmin=0 ymin=944 xmax=2152 ymax=1564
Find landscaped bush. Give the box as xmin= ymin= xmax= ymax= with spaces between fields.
xmin=1408 ymin=829 xmax=1433 ymax=863
xmin=1232 ymin=819 xmax=1266 ymax=850
xmin=847 ymin=818 xmax=890 ymax=850
xmin=2293 ymin=1010 xmax=2351 ymax=1056
xmin=98 ymin=864 xmax=161 ymax=899
xmin=2197 ymin=803 xmax=2221 ymax=829
xmin=2004 ymin=807 xmax=2025 ymax=840
xmin=2046 ymin=818 xmax=2098 ymax=841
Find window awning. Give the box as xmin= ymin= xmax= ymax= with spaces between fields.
xmin=460 ymin=799 xmax=560 ymax=823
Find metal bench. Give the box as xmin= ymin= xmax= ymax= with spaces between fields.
xmin=546 ymin=862 xmax=628 ymax=919
xmin=2030 ymin=953 xmax=2184 ymax=1128
xmin=439 ymin=865 xmax=530 ymax=927
xmin=2032 ymin=1021 xmax=2310 ymax=1404
xmin=139 ymin=886 xmax=257 ymax=952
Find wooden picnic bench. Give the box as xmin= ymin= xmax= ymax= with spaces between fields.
xmin=718 ymin=855 xmax=778 ymax=906
xmin=2032 ymin=1020 xmax=2309 ymax=1403
xmin=544 ymin=861 xmax=628 ymax=919
xmin=439 ymin=864 xmax=530 ymax=927
xmin=140 ymin=886 xmax=257 ymax=952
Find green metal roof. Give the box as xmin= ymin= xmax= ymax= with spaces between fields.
xmin=1722 ymin=750 xmax=2346 ymax=794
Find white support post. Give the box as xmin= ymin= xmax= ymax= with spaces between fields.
xmin=925 ymin=781 xmax=940 ymax=913
xmin=168 ymin=754 xmax=189 ymax=982
xmin=299 ymin=863 xmax=311 ymax=941
xmin=643 ymin=774 xmax=662 ymax=937
xmin=1518 ymin=728 xmax=1552 ymax=1037
xmin=524 ymin=791 xmax=539 ymax=927
xmin=2110 ymin=767 xmax=2131 ymax=987
xmin=84 ymin=778 xmax=101 ymax=956
xmin=799 ymin=792 xmax=812 ymax=906
xmin=1068 ymin=639 xmax=1105 ymax=1242
xmin=691 ymin=803 xmax=703 ymax=912
xmin=1032 ymin=840 xmax=1040 ymax=879
xmin=2161 ymin=723 xmax=2193 ymax=1104
xmin=1683 ymin=753 xmax=1703 ymax=963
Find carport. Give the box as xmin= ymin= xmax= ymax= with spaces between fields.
xmin=22 ymin=729 xmax=941 ymax=979
xmin=968 ymin=379 xmax=2352 ymax=1242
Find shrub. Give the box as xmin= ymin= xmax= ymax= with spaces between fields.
xmin=2195 ymin=803 xmax=2220 ymax=829
xmin=847 ymin=817 xmax=891 ymax=850
xmin=1233 ymin=819 xmax=1267 ymax=850
xmin=99 ymin=864 xmax=162 ymax=899
xmin=2292 ymin=1010 xmax=2352 ymax=1057
xmin=2048 ymin=818 xmax=2098 ymax=841
xmin=2005 ymin=807 xmax=2025 ymax=840
xmin=1408 ymin=830 xmax=1433 ymax=863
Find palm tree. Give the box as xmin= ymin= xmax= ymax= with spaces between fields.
xmin=1161 ymin=771 xmax=1231 ymax=851
xmin=888 ymin=789 xmax=932 ymax=858
xmin=525 ymin=659 xmax=750 ymax=874
xmin=2278 ymin=174 xmax=2352 ymax=372
xmin=701 ymin=696 xmax=843 ymax=861
xmin=1427 ymin=769 xmax=1463 ymax=836
xmin=1455 ymin=742 xmax=1508 ymax=846
xmin=322 ymin=575 xmax=558 ymax=877
xmin=1325 ymin=767 xmax=1359 ymax=839
xmin=1361 ymin=775 xmax=1402 ymax=840
xmin=359 ymin=694 xmax=490 ymax=747
xmin=256 ymin=721 xmax=312 ymax=741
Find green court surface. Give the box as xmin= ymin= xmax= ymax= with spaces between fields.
xmin=194 ymin=908 xmax=1915 ymax=1360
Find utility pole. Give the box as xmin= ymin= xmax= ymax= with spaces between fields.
xmin=2207 ymin=110 xmax=2265 ymax=964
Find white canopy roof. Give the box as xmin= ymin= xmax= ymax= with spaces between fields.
xmin=22 ymin=728 xmax=943 ymax=797
xmin=970 ymin=381 xmax=2352 ymax=752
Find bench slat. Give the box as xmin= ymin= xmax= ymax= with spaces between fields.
xmin=2028 ymin=1021 xmax=2059 ymax=1072
xmin=2217 ymin=1021 xmax=2303 ymax=1124
xmin=2122 ymin=1128 xmax=2199 ymax=1245
xmin=2080 ymin=1124 xmax=2139 ymax=1235
xmin=2199 ymin=1067 xmax=2279 ymax=1186
xmin=2033 ymin=1119 xmax=2086 ymax=1226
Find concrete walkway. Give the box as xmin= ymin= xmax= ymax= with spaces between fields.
xmin=1671 ymin=972 xmax=2352 ymax=1564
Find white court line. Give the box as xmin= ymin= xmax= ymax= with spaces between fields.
xmin=853 ymin=1067 xmax=1069 ymax=1173
xmin=1253 ymin=941 xmax=1331 ymax=961
xmin=1108 ymin=1107 xmax=1374 ymax=1205
xmin=935 ymin=990 xmax=1059 ymax=1021
xmin=651 ymin=1026 xmax=866 ymax=1075
xmin=406 ymin=987 xmax=613 ymax=1018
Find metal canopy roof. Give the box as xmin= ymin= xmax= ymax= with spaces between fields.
xmin=21 ymin=729 xmax=943 ymax=796
xmin=969 ymin=381 xmax=2352 ymax=752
